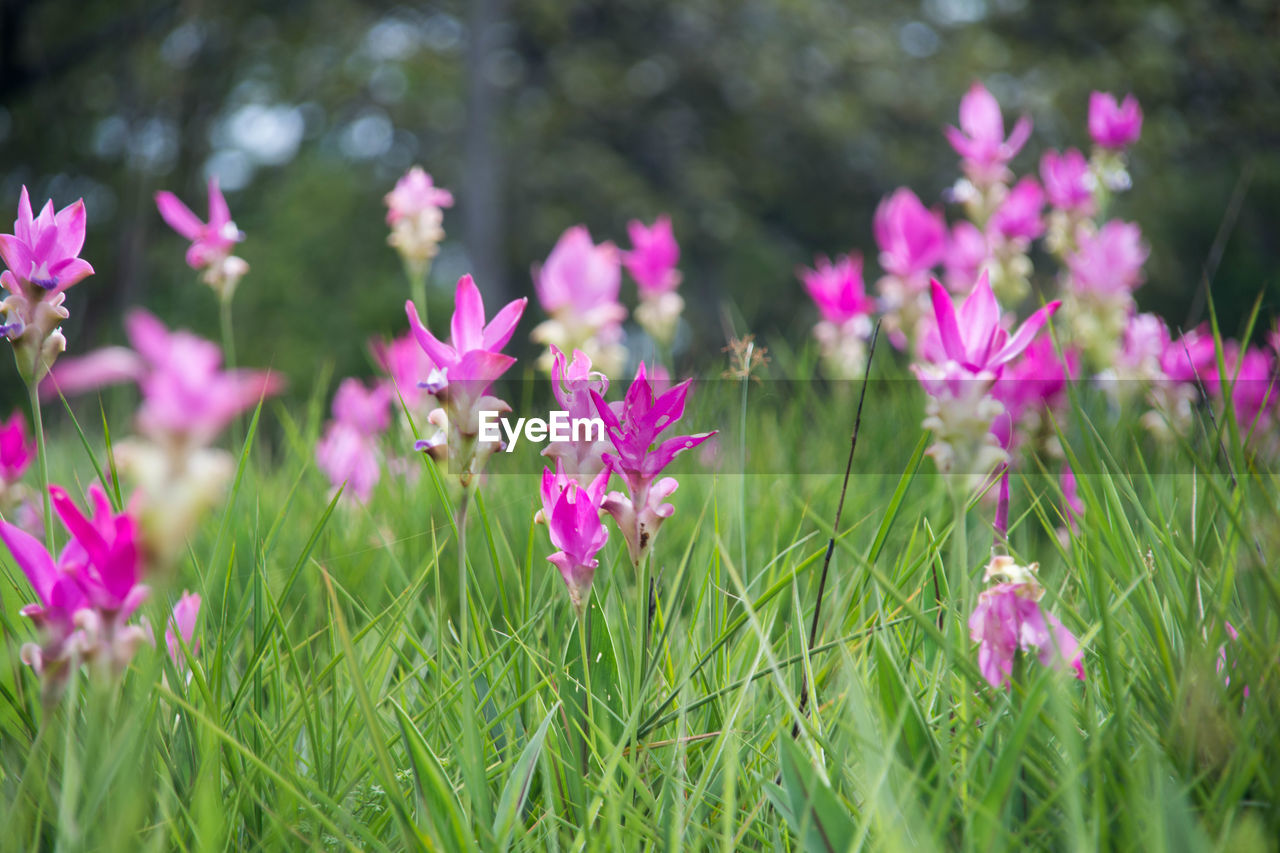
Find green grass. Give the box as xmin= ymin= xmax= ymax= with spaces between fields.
xmin=1 ymin=341 xmax=1277 ymax=852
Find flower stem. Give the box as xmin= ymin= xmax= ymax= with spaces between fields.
xmin=576 ymin=603 xmax=594 ymax=777
xmin=27 ymin=378 xmax=54 ymax=546
xmin=406 ymin=258 xmax=429 ymax=325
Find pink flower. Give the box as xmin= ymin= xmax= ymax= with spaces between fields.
xmin=0 ymin=484 xmax=150 ymax=687
xmin=969 ymin=557 xmax=1084 ymax=689
xmin=988 ymin=176 xmax=1046 ymax=242
xmin=1088 ymin=92 xmax=1143 ymax=150
xmin=155 ymin=178 xmax=245 ymax=271
xmin=1066 ymin=221 xmax=1148 ymax=296
xmin=540 ymin=463 xmax=610 ymax=612
xmin=798 ymin=253 xmax=875 ymax=325
xmin=590 ymin=362 xmax=715 ymax=566
xmin=624 ymin=215 xmax=682 ymax=295
xmin=534 ymin=225 xmax=625 ymax=320
xmin=316 ymin=379 xmax=393 ymax=502
xmin=543 ymin=346 xmax=612 ymax=481
xmin=1207 ymin=344 xmax=1276 ymax=431
xmin=924 ymin=272 xmax=1061 ymax=377
xmin=384 ymin=166 xmax=454 ymax=224
xmin=0 ymin=412 xmax=35 ymax=484
xmin=165 ymin=590 xmax=202 ymax=666
xmin=0 ymin=186 xmax=93 ymax=296
xmin=371 ymin=331 xmax=438 ymax=413
xmin=944 ymin=82 xmax=1033 ymax=186
xmin=873 ymin=188 xmax=948 ymax=279
xmin=992 ymin=336 xmax=1079 ymax=425
xmin=1040 ymin=148 xmax=1095 ymax=214
xmin=944 ymin=221 xmax=989 ymax=293
xmin=1116 ymin=312 xmax=1170 ymax=372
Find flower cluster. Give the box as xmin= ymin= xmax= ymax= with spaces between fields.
xmin=531 ymin=226 xmax=628 ymax=376
xmin=155 ymin=179 xmax=248 ymax=301
xmin=384 ymin=166 xmax=454 ymax=282
xmin=798 ymin=253 xmax=876 ymax=379
xmin=625 ymin=216 xmax=685 ymax=346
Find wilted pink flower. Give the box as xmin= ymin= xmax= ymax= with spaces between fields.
xmin=385 ymin=167 xmax=454 ymax=224
xmin=969 ymin=556 xmax=1084 ymax=689
xmin=0 ymin=412 xmax=35 ymax=484
xmin=372 ymin=331 xmax=438 ymax=414
xmin=316 ymin=379 xmax=393 ymax=502
xmin=799 ymin=253 xmax=875 ymax=325
xmin=988 ymin=177 xmax=1045 ymax=243
xmin=155 ymin=178 xmax=244 ymax=270
xmin=873 ymin=188 xmax=948 ymax=280
xmin=1066 ymin=221 xmax=1148 ymax=296
xmin=945 ymin=82 xmax=1033 ymax=186
xmin=543 ymin=346 xmax=612 ymax=481
xmin=1040 ymin=149 xmax=1095 ymax=214
xmin=590 ymin=362 xmax=715 ymax=567
xmin=1061 ymin=464 xmax=1084 ymax=532
xmin=922 ymin=273 xmax=1061 ymax=378
xmin=165 ymin=590 xmax=202 ymax=666
xmin=944 ymin=222 xmax=989 ymax=293
xmin=540 ymin=463 xmax=610 ymax=612
xmin=0 ymin=187 xmax=93 ymax=296
xmin=624 ymin=215 xmax=682 ymax=295
xmin=0 ymin=484 xmax=150 ymax=691
xmin=1088 ymin=92 xmax=1143 ymax=150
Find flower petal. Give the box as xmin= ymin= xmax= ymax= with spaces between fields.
xmin=155 ymin=192 xmax=205 ymax=240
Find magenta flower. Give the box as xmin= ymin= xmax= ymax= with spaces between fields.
xmin=316 ymin=379 xmax=393 ymax=502
xmin=1160 ymin=325 xmax=1217 ymax=385
xmin=1040 ymin=148 xmax=1095 ymax=214
xmin=945 ymin=82 xmax=1033 ymax=186
xmin=992 ymin=336 xmax=1079 ymax=427
xmin=0 ymin=187 xmax=93 ymax=296
xmin=873 ymin=188 xmax=948 ymax=280
xmin=1088 ymin=92 xmax=1143 ymax=150
xmin=1116 ymin=312 xmax=1170 ymax=373
xmin=535 ymin=226 xmax=623 ymax=316
xmin=0 ymin=484 xmax=150 ymax=690
xmin=543 ymin=346 xmax=612 ymax=481
xmin=799 ymin=253 xmax=875 ymax=325
xmin=1208 ymin=344 xmax=1276 ymax=432
xmin=372 ymin=331 xmax=438 ymax=414
xmin=944 ymin=222 xmax=989 ymax=293
xmin=0 ymin=412 xmax=35 ymax=484
xmin=1066 ymin=221 xmax=1148 ymax=296
xmin=590 ymin=362 xmax=715 ymax=567
xmin=165 ymin=590 xmax=202 ymax=667
xmin=540 ymin=463 xmax=610 ymax=612
xmin=385 ymin=166 xmax=455 ymax=225
xmin=969 ymin=556 xmax=1084 ymax=689
xmin=988 ymin=177 xmax=1045 ymax=243
xmin=925 ymin=273 xmax=1061 ymax=377
xmin=624 ymin=215 xmax=682 ymax=295
xmin=155 ymin=178 xmax=245 ymax=271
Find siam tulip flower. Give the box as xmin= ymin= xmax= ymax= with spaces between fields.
xmin=531 ymin=226 xmax=627 ymax=375
xmin=1139 ymin=323 xmax=1210 ymax=440
xmin=384 ymin=166 xmax=454 ymax=287
xmin=0 ymin=187 xmax=93 ymax=382
xmin=165 ymin=590 xmax=202 ymax=668
xmin=1088 ymin=92 xmax=1143 ymax=150
xmin=590 ymin=362 xmax=715 ymax=568
xmin=945 ymin=82 xmax=1033 ymax=188
xmin=1207 ymin=344 xmax=1276 ymax=434
xmin=406 ymin=274 xmax=526 ymax=482
xmin=316 ymin=379 xmax=394 ymax=503
xmin=922 ymin=274 xmax=1060 ymax=378
xmin=0 ymin=484 xmax=150 ymax=699
xmin=992 ymin=336 xmax=1079 ymax=451
xmin=943 ymin=221 xmax=990 ymax=294
xmin=155 ymin=178 xmax=248 ymax=301
xmin=984 ymin=176 xmax=1045 ymax=303
xmin=1063 ymin=221 xmax=1149 ymax=368
xmin=542 ymin=346 xmax=612 ymax=482
xmin=41 ymin=309 xmax=281 ymax=568
xmin=626 ymin=216 xmax=685 ymax=346
xmin=873 ymin=188 xmax=948 ymax=349
xmin=371 ymin=330 xmax=439 ymax=420
xmin=799 ymin=253 xmax=876 ymax=378
xmin=538 ymin=462 xmax=610 ymax=613
xmin=0 ymin=412 xmax=35 ymax=486
xmin=1040 ymin=148 xmax=1096 ymax=216
xmin=969 ymin=555 xmax=1084 ymax=689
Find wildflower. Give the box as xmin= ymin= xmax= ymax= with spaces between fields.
xmin=969 ymin=555 xmax=1084 ymax=689
xmin=943 ymin=221 xmax=989 ymax=294
xmin=1040 ymin=148 xmax=1095 ymax=216
xmin=945 ymin=82 xmax=1033 ymax=188
xmin=1063 ymin=221 xmax=1149 ymax=367
xmin=991 ymin=336 xmax=1078 ymax=450
xmin=799 ymin=253 xmax=876 ymax=378
xmin=531 ymin=226 xmax=627 ymax=375
xmin=371 ymin=330 xmax=439 ymax=422
xmin=0 ymin=485 xmax=150 ymax=699
xmin=316 ymin=379 xmax=394 ymax=502
xmin=590 ymin=362 xmax=715 ymax=567
xmin=384 ymin=166 xmax=454 ymax=278
xmin=873 ymin=188 xmax=947 ymax=348
xmin=923 ymin=274 xmax=1060 ymax=377
xmin=0 ymin=412 xmax=35 ymax=487
xmin=1088 ymin=92 xmax=1143 ymax=150
xmin=542 ymin=346 xmax=612 ymax=482
xmin=538 ymin=463 xmax=610 ymax=613
xmin=625 ymin=215 xmax=685 ymax=346
xmin=155 ymin=178 xmax=248 ymax=300
xmin=984 ymin=176 xmax=1045 ymax=303
xmin=406 ymin=274 xmax=526 ymax=483
xmin=165 ymin=590 xmax=202 ymax=668
xmin=0 ymin=187 xmax=93 ymax=382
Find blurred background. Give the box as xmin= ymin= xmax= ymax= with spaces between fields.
xmin=2 ymin=0 xmax=1278 ymax=396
